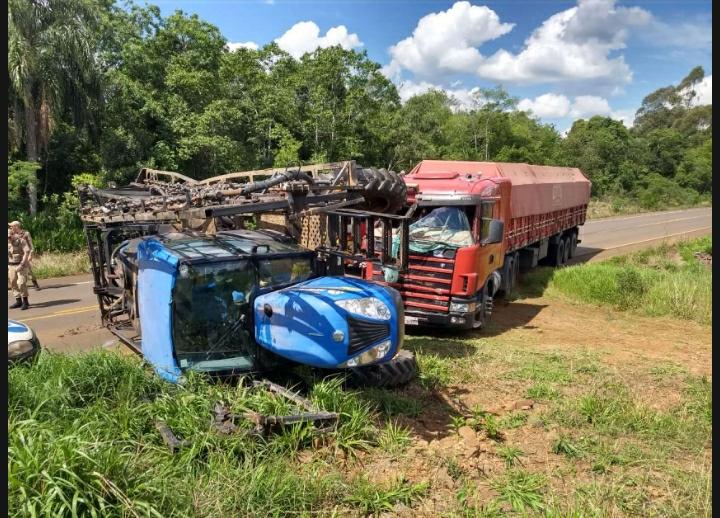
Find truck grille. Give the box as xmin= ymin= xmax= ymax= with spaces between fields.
xmin=372 ymin=254 xmax=454 ymax=314
xmin=347 ymin=316 xmax=390 ymax=355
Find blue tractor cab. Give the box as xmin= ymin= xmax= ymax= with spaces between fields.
xmin=123 ymin=229 xmax=405 ymax=383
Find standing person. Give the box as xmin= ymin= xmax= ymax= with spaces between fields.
xmin=9 ymin=221 xmax=40 ymax=290
xmin=8 ymin=224 xmax=31 ymax=310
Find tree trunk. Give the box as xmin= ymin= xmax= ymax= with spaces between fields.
xmin=23 ymin=94 xmax=39 ymax=216
xmin=484 ymin=116 xmax=489 ymax=161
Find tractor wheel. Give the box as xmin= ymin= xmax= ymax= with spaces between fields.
xmin=345 ymin=350 xmax=417 ymax=388
xmin=355 ymin=167 xmax=407 ymax=214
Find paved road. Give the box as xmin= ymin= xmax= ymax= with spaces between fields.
xmin=8 ymin=207 xmax=712 ymax=352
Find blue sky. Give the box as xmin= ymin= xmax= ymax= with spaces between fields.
xmin=147 ymin=0 xmax=712 ymax=131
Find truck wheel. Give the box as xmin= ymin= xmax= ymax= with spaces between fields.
xmin=563 ymin=238 xmax=571 ymax=264
xmin=355 ymin=167 xmax=407 ymax=214
xmin=550 ymin=239 xmax=565 ymax=267
xmin=568 ymin=232 xmax=578 ymax=258
xmin=345 ymin=350 xmax=417 ymax=388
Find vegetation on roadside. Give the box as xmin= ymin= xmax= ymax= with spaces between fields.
xmin=10 ymin=317 xmax=711 ymax=516
xmin=31 ymin=251 xmax=91 ymax=279
xmin=7 ymin=0 xmax=712 ymax=253
xmin=520 ymin=236 xmax=712 ymax=324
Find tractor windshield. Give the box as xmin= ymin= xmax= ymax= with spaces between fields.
xmin=172 ymin=260 xmax=256 ymax=372
xmin=257 ymin=256 xmax=314 ymax=289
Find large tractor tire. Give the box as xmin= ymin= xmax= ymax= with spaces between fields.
xmin=345 ymin=350 xmax=417 ymax=388
xmin=355 ymin=167 xmax=407 ymax=214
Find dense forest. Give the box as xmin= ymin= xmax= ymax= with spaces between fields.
xmin=7 ymin=1 xmax=712 ymax=251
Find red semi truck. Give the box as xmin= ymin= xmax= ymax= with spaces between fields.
xmin=357 ymin=160 xmax=592 ymax=330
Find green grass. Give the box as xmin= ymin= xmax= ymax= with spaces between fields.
xmin=521 ymin=236 xmax=712 ymax=324
xmin=7 ymin=351 xmax=429 ymax=517
xmin=29 ymin=251 xmax=91 ymax=279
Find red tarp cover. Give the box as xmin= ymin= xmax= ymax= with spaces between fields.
xmin=408 ymin=160 xmax=591 ymax=218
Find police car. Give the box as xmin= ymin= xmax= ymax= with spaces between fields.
xmin=8 ymin=319 xmax=41 ymax=363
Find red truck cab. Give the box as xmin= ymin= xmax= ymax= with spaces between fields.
xmin=364 ymin=160 xmax=591 ymax=330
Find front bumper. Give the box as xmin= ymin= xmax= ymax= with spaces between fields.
xmin=403 ymin=308 xmax=476 ymax=330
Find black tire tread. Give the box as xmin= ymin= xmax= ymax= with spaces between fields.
xmin=355 ymin=167 xmax=407 ymax=213
xmin=346 ymin=350 xmax=417 ymax=388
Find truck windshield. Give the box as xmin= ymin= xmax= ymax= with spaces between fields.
xmin=407 ymin=207 xmax=474 ymax=251
xmin=172 ymin=260 xmax=256 ymax=372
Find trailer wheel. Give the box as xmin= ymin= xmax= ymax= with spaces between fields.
xmin=345 ymin=350 xmax=417 ymax=388
xmin=563 ymin=238 xmax=571 ymax=264
xmin=568 ymin=232 xmax=578 ymax=258
xmin=549 ymin=239 xmax=565 ymax=267
xmin=355 ymin=167 xmax=407 ymax=214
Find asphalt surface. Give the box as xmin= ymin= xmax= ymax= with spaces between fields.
xmin=8 ymin=207 xmax=712 ymax=353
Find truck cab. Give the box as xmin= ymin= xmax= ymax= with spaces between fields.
xmin=357 ymin=160 xmax=590 ymax=330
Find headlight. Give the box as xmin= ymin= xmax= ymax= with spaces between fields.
xmin=336 ymin=297 xmax=391 ymax=320
xmin=8 ymin=340 xmax=35 ymax=357
xmin=449 ymin=301 xmax=476 ymax=313
xmin=340 ymin=339 xmax=393 ymax=368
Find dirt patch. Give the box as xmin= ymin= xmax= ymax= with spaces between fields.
xmin=488 ymin=295 xmax=711 ymax=376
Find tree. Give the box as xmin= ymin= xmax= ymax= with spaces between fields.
xmin=8 ymin=0 xmax=102 ymax=214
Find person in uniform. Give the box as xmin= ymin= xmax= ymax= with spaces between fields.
xmin=9 ymin=221 xmax=40 ymax=290
xmin=8 ymin=224 xmax=31 ymax=310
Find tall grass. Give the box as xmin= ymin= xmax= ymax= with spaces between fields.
xmin=31 ymin=251 xmax=91 ymax=279
xmin=541 ymin=237 xmax=712 ymax=324
xmin=8 ymin=351 xmax=410 ymax=517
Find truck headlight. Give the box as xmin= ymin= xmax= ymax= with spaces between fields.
xmin=336 ymin=297 xmax=391 ymax=320
xmin=8 ymin=340 xmax=35 ymax=358
xmin=340 ymin=339 xmax=393 ymax=368
xmin=449 ymin=302 xmax=476 ymax=313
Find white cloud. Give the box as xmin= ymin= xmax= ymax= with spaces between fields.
xmin=385 ymin=0 xmax=656 ymax=88
xmin=518 ymin=92 xmax=635 ymax=126
xmin=570 ymin=95 xmax=612 ymax=117
xmin=518 ymin=93 xmax=571 ymax=118
xmin=226 ymin=41 xmax=259 ymax=52
xmin=386 ymin=1 xmax=514 ymax=80
xmin=275 ymin=21 xmax=362 ymax=59
xmin=643 ymin=18 xmax=712 ymax=50
xmin=477 ymin=0 xmax=650 ymax=84
xmin=689 ymin=75 xmax=712 ymax=106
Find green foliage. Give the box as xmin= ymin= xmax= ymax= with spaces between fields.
xmin=8 ymin=351 xmax=396 ymax=516
xmin=6 ymin=0 xmax=712 ymax=252
xmin=345 ymin=476 xmax=429 ymax=514
xmin=490 ymin=470 xmax=547 ymax=512
xmin=548 ymin=237 xmax=712 ymax=324
xmin=7 ymin=160 xmax=41 ymax=214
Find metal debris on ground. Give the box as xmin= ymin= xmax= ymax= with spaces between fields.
xmin=155 ymin=420 xmax=191 ymax=453
xmin=211 ymin=380 xmax=339 ymax=438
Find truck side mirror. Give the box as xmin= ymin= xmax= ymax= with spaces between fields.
xmin=482 ymin=219 xmax=504 ymax=245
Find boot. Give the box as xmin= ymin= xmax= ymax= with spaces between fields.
xmin=9 ymin=297 xmax=22 ymax=309
xmin=20 ymin=297 xmax=29 ymax=310
xmin=33 ymin=278 xmax=41 ymax=290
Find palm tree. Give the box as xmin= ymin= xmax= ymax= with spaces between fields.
xmin=8 ymin=0 xmax=101 ymax=214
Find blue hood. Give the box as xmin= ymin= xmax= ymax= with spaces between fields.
xmin=254 ymin=276 xmax=402 ymax=368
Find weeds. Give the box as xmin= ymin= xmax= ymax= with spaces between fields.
xmin=377 ymin=420 xmax=412 ymax=454
xmin=546 ymin=237 xmax=712 ymax=324
xmin=31 ymin=251 xmax=91 ymax=279
xmin=551 ymin=435 xmax=585 ymax=459
xmin=490 ymin=470 xmax=547 ymax=512
xmin=345 ymin=476 xmax=429 ymax=515
xmin=496 ymin=445 xmax=524 ymax=467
